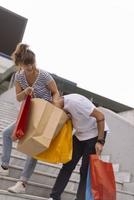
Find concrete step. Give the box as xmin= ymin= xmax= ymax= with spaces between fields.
xmin=0 ymin=157 xmax=127 ymax=198
xmin=0 ymin=143 xmax=129 ymax=186
xmin=113 ymin=163 xmax=120 ymax=172
xmin=0 ymin=149 xmax=124 ymax=186
xmin=117 ymin=189 xmax=134 ymax=200
xmin=5 ymin=162 xmax=122 ymax=195
xmin=115 ymin=171 xmax=131 ymax=183
xmin=1 ymin=176 xmax=134 ymax=200
xmin=0 ymin=140 xmax=80 ymax=171
xmin=123 ymin=182 xmax=134 ymax=193
xmin=1 ymin=133 xmax=134 ymax=199
xmin=116 ymin=182 xmax=123 ymax=191
xmin=0 ymin=138 xmax=119 ymax=173
xmin=0 ymin=150 xmax=80 ymax=181
xmin=100 ymin=154 xmax=111 ymax=162
xmin=0 ymin=142 xmax=117 ymax=171
xmin=8 ymin=164 xmax=79 ymax=193
xmin=0 ymin=137 xmax=110 ymax=165
xmin=0 ymin=189 xmax=47 ymax=200
xmin=0 ymin=137 xmax=132 ymax=190
xmin=0 ymin=176 xmax=75 ymax=200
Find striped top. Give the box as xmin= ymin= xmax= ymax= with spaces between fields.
xmin=15 ymin=69 xmax=54 ymax=101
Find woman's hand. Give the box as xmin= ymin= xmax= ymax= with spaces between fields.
xmin=24 ymin=87 xmax=34 ymax=96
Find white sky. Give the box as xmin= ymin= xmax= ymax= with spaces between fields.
xmin=1 ymin=0 xmax=134 ymax=108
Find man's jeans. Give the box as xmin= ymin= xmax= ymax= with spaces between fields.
xmin=1 ymin=122 xmax=37 ymax=182
xmin=50 ymin=135 xmax=97 ymax=200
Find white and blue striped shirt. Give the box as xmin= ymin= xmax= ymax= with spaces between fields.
xmin=15 ymin=69 xmax=53 ymax=101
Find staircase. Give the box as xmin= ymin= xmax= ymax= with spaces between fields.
xmin=0 ymin=135 xmax=134 ymax=200
xmin=0 ymin=89 xmax=134 ymax=199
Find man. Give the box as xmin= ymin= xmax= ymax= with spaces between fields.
xmin=48 ymin=93 xmax=109 ymax=200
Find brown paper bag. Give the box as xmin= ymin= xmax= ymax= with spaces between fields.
xmin=17 ymin=98 xmax=68 ymax=156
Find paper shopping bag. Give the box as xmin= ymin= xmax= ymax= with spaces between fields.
xmin=17 ymin=98 xmax=68 ymax=156
xmin=86 ymin=155 xmax=116 ymax=200
xmin=34 ymin=120 xmax=73 ymax=164
xmin=12 ymin=95 xmax=31 ymax=141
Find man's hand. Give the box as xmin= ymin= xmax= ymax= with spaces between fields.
xmin=95 ymin=142 xmax=104 ymax=155
xmin=67 ymin=113 xmax=71 ymax=120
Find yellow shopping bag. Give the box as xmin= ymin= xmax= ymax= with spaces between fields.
xmin=34 ymin=120 xmax=73 ymax=164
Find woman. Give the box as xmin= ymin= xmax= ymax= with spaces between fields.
xmin=0 ymin=43 xmax=60 ymax=193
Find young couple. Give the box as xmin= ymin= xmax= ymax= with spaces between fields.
xmin=0 ymin=43 xmax=109 ymax=200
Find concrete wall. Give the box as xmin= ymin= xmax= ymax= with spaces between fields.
xmin=119 ymin=110 xmax=134 ymax=125
xmin=99 ymin=107 xmax=134 ymax=177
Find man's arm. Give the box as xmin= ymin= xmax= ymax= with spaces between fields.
xmin=90 ymin=108 xmax=105 ymax=155
xmin=90 ymin=108 xmax=105 ymax=140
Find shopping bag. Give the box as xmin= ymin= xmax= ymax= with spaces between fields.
xmin=86 ymin=155 xmax=116 ymax=200
xmin=12 ymin=95 xmax=31 ymax=141
xmin=17 ymin=98 xmax=68 ymax=156
xmin=34 ymin=119 xmax=73 ymax=164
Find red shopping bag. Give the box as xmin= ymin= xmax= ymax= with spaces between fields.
xmin=90 ymin=155 xmax=116 ymax=200
xmin=12 ymin=95 xmax=31 ymax=141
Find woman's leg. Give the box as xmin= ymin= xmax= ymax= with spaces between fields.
xmin=8 ymin=156 xmax=37 ymax=193
xmin=1 ymin=122 xmax=15 ymax=168
xmin=19 ymin=156 xmax=37 ymax=183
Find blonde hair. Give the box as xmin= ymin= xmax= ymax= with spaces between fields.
xmin=11 ymin=43 xmax=35 ymax=67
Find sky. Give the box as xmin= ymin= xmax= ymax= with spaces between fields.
xmin=1 ymin=0 xmax=134 ymax=108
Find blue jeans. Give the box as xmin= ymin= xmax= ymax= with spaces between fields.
xmin=1 ymin=122 xmax=37 ymax=182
